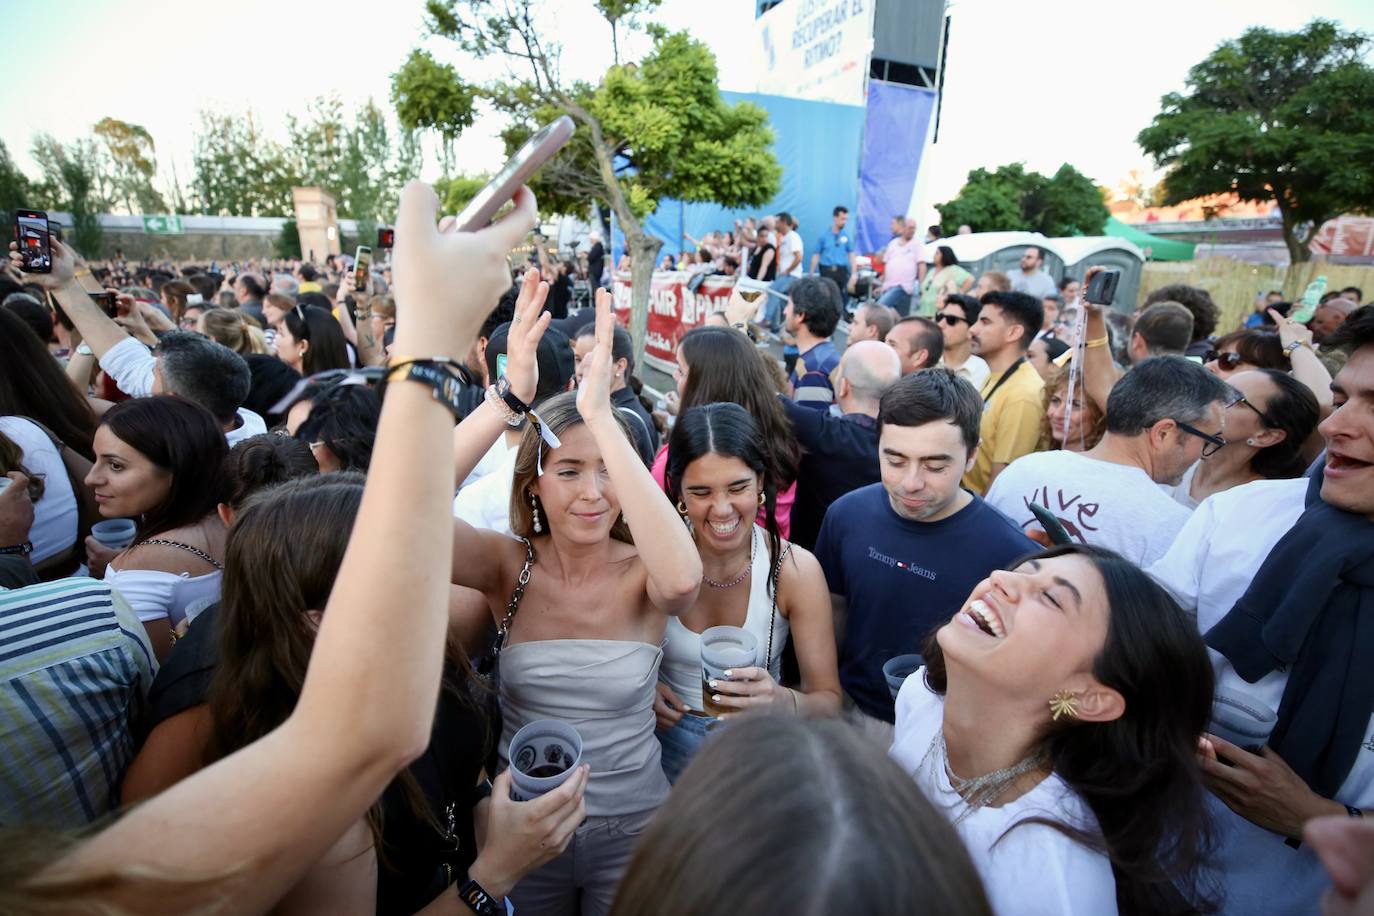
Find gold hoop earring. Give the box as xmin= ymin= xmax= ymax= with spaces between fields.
xmin=676 ymin=500 xmax=688 ymax=517
xmin=758 ymin=491 xmax=766 ymax=506
xmin=1049 ymin=690 xmax=1079 ymax=721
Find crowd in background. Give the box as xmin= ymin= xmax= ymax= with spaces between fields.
xmin=2 ymin=179 xmax=1374 ymax=916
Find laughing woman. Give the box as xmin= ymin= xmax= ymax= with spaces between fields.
xmin=889 ymin=545 xmax=1217 ymax=916
xmin=654 ymin=402 xmax=841 ymax=781
xmin=448 ymin=279 xmax=702 ymax=916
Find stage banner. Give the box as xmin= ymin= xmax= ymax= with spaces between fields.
xmin=754 ymin=0 xmax=875 ymax=107
xmin=612 ymin=272 xmax=738 ymax=374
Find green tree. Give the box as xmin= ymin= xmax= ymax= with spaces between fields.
xmin=191 ymin=110 xmax=298 ymax=216
xmin=276 ymin=218 xmax=302 ymax=258
xmin=0 ymin=139 xmax=32 ymax=227
xmin=30 ymin=133 xmax=107 ymax=254
xmin=1138 ymin=19 xmax=1374 ymax=263
xmin=595 ymin=0 xmax=662 ymax=64
xmin=434 ymin=173 xmax=492 ymax=214
xmin=92 ymin=117 xmax=167 ymax=214
xmin=419 ymin=2 xmax=781 ymax=362
xmin=936 ymin=163 xmax=1107 ymax=236
xmin=390 ymin=49 xmax=478 ymax=175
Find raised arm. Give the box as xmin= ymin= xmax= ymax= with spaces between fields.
xmin=1077 ymin=267 xmax=1122 ymax=413
xmin=1270 ymin=308 xmax=1334 ymax=414
xmin=8 ymin=239 xmax=131 ymax=359
xmin=38 ymin=182 xmax=536 ymax=914
xmin=578 ymin=288 xmax=702 ymax=614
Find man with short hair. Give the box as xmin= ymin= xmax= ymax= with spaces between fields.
xmin=935 ymin=293 xmax=989 ymax=388
xmin=1311 ymin=297 xmax=1357 ymax=344
xmin=782 ymin=341 xmax=901 ymax=549
xmin=987 ymin=356 xmax=1232 ymax=565
xmin=847 ymin=302 xmax=896 ymax=346
xmin=963 ymin=290 xmax=1046 ymax=494
xmin=811 ymin=206 xmax=856 ymax=295
xmin=233 ymin=274 xmax=267 ymax=328
xmin=815 ymin=370 xmax=1036 ymax=732
xmin=972 ymin=270 xmax=1011 ymax=299
xmin=1009 ymin=246 xmax=1057 ymax=299
xmin=877 ymin=218 xmax=925 ymax=316
xmin=1340 ymin=285 xmax=1364 ymax=305
xmin=1144 ymin=283 xmax=1218 ymax=359
xmin=1130 ymin=301 xmax=1194 ymax=360
xmin=925 ymin=225 xmax=942 ymax=245
xmin=784 ymin=276 xmax=842 ymax=410
xmin=0 ymin=476 xmax=156 ymax=829
xmin=886 ymin=316 xmax=943 ymax=376
xmin=296 ymin=263 xmax=322 ymax=294
xmin=1146 ymin=306 xmax=1374 ymax=914
xmin=1038 ymin=295 xmax=1061 ymax=339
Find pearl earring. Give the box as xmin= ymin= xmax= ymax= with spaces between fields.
xmin=1246 ymin=438 xmax=1256 ymax=446
xmin=530 ymin=494 xmax=542 ymax=533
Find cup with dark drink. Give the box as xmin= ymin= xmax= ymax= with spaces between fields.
xmin=882 ymin=654 xmax=924 ymax=700
xmin=1208 ymin=691 xmax=1277 ymax=754
xmin=507 ymin=719 xmax=583 ymax=801
xmin=700 ymin=625 xmax=760 ymax=719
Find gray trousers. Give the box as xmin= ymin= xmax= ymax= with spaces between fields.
xmin=508 ymin=808 xmax=656 ymax=916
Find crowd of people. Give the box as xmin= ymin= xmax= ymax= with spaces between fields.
xmin=1 ymin=178 xmax=1373 ymax=916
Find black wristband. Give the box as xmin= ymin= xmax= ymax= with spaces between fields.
xmin=457 ymin=876 xmax=499 ymax=916
xmin=1348 ymin=804 xmax=1364 ymax=818
xmin=496 ymin=375 xmax=531 ymax=415
xmin=385 ymin=361 xmax=467 ymax=419
xmin=0 ymin=541 xmax=33 ymax=557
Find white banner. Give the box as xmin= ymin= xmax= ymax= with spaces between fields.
xmin=754 ymin=0 xmax=875 ymax=107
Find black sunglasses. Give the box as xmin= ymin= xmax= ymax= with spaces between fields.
xmin=1230 ymin=394 xmax=1273 ymax=428
xmin=1175 ymin=420 xmax=1227 ymax=458
xmin=1204 ymin=350 xmax=1244 ymax=371
xmin=936 ymin=312 xmax=968 ymax=326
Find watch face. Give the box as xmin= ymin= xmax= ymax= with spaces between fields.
xmin=496 ymin=375 xmax=512 ymax=397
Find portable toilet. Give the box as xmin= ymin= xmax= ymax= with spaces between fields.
xmin=1051 ymin=236 xmax=1145 ymax=311
xmin=940 ymin=232 xmax=1065 ymax=285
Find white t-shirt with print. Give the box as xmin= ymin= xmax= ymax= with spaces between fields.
xmin=891 ymin=675 xmax=1118 ymax=916
xmin=1147 ymin=477 xmax=1374 ymax=914
xmin=985 ymin=449 xmax=1190 ymax=567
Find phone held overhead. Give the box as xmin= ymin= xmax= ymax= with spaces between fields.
xmin=14 ymin=209 xmax=52 ymax=274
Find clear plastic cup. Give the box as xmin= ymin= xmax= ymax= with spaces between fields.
xmin=508 ymin=720 xmax=584 ymax=801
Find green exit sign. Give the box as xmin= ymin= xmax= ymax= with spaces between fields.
xmin=142 ymin=215 xmax=184 ymax=234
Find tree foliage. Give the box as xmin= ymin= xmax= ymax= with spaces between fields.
xmin=936 ymin=163 xmax=1108 ymax=237
xmin=419 ymin=0 xmax=781 ymax=361
xmin=434 ymin=173 xmax=492 ymax=213
xmin=29 ymin=133 xmax=106 ymax=253
xmin=1137 ymin=19 xmax=1374 ymax=262
xmin=192 ymin=111 xmax=298 ymax=216
xmin=0 ymin=139 xmax=32 ymax=227
xmin=92 ymin=117 xmax=166 ymax=214
xmin=391 ymin=49 xmax=478 ymax=175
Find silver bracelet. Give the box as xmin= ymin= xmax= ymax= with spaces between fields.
xmin=483 ymin=385 xmax=523 ymax=427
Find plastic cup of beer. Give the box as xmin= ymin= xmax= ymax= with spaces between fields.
xmin=1208 ymin=691 xmax=1277 ymax=754
xmin=700 ymin=625 xmax=760 ymax=719
xmin=883 ymin=654 xmax=924 ymax=700
xmin=508 ymin=719 xmax=583 ymax=801
xmin=90 ymin=518 xmax=138 ymax=551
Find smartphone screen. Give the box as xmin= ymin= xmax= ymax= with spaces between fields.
xmin=15 ymin=210 xmax=52 ymax=273
xmin=377 ymin=227 xmax=395 ymax=249
xmin=90 ymin=291 xmax=118 ymax=318
xmin=354 ymin=247 xmax=372 ymax=292
xmin=453 ymin=116 xmax=575 ymax=232
xmin=496 ymin=353 xmax=509 ymax=379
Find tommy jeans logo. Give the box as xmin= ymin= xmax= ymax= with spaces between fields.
xmin=867 ymin=547 xmax=936 ymax=580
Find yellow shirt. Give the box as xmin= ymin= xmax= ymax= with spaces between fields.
xmin=963 ymin=359 xmax=1045 ymax=495
xmin=298 ymin=281 xmax=322 ymax=294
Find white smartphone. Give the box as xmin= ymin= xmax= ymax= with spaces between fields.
xmin=454 ymin=116 xmax=575 ymax=231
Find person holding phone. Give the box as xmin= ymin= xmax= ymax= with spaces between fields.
xmin=447 ymin=276 xmax=701 ymax=916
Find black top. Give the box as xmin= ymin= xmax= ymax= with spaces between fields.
xmin=137 ymin=606 xmax=499 ymax=915
xmin=782 ymin=399 xmax=881 ymax=551
xmin=547 ymin=274 xmax=573 ymax=320
xmin=243 ymin=354 xmax=302 ymax=427
xmin=749 ymin=242 xmax=777 ymax=282
xmin=587 ymin=242 xmax=605 ymax=286
xmin=612 ymin=386 xmax=658 ymax=466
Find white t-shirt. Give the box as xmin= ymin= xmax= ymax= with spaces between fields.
xmin=462 ymin=435 xmax=518 ymax=491
xmin=453 ymin=449 xmax=518 ymax=538
xmin=0 ymin=416 xmax=78 ymax=564
xmin=985 ymin=449 xmax=1191 ymax=567
xmin=777 ymin=230 xmax=804 ymax=278
xmin=1147 ymin=477 xmax=1373 ymax=914
xmin=941 ymin=353 xmax=990 ymax=389
xmin=891 ymin=675 xmax=1118 ymax=916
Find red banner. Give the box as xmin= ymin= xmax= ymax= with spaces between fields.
xmin=612 ymin=271 xmax=738 ymax=373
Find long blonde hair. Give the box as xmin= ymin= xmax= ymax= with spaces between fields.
xmin=199 ymin=308 xmax=267 ymax=355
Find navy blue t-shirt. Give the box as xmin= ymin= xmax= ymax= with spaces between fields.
xmin=814 ymin=482 xmax=1036 ymax=722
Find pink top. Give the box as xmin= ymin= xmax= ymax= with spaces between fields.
xmin=651 ymin=444 xmax=794 ymax=538
xmin=882 ymin=237 xmax=923 ymax=293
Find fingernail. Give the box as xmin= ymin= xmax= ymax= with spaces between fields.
xmin=723 ymin=670 xmax=733 ymax=678
xmin=708 ymin=679 xmax=718 ymax=688
xmin=712 ymin=694 xmax=722 ymax=703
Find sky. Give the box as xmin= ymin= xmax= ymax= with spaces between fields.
xmin=3 ymin=0 xmax=1373 ymax=227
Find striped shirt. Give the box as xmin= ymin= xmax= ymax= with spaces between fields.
xmin=0 ymin=578 xmax=156 ymax=829
xmin=790 ymin=340 xmax=840 ymax=410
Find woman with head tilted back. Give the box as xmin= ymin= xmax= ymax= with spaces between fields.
xmin=654 ymin=402 xmax=841 ymax=781
xmin=448 ymin=279 xmax=701 ymax=916
xmin=889 ymin=544 xmax=1217 ymax=916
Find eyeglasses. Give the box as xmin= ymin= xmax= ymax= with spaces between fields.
xmin=1230 ymin=394 xmax=1273 ymax=428
xmin=936 ymin=313 xmax=968 ymax=326
xmin=1204 ymin=350 xmax=1244 ymax=371
xmin=1175 ymin=420 xmax=1227 ymax=457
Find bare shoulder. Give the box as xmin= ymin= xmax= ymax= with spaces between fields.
xmin=116 ymin=527 xmax=222 ymax=576
xmin=777 ymin=540 xmax=825 ymax=591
